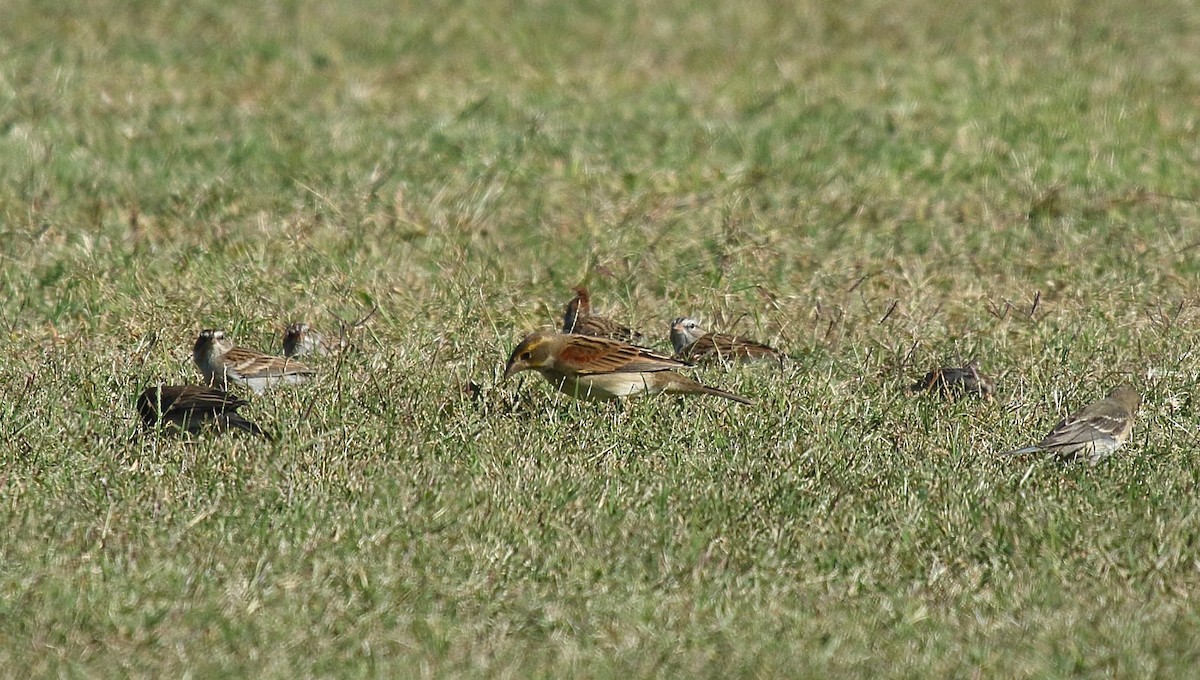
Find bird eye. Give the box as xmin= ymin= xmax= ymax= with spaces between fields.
xmin=520 ymin=351 xmax=532 ymax=361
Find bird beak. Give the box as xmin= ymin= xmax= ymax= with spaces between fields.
xmin=502 ymin=359 xmax=521 ymax=380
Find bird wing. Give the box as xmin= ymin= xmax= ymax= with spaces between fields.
xmin=1038 ymin=412 xmax=1124 ymax=449
xmin=684 ymin=333 xmax=777 ymax=361
xmin=171 ymin=386 xmax=250 ymax=413
xmin=556 ymin=337 xmax=688 ymax=375
xmin=722 ymin=333 xmax=779 ymax=358
xmin=138 ymin=386 xmax=249 ymax=430
xmin=571 ymin=315 xmax=641 ymax=342
xmin=679 ymin=335 xmax=714 ymax=360
xmin=223 ymin=346 xmax=315 ymax=377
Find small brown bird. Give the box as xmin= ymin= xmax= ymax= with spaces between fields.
xmin=504 ymin=331 xmax=752 ymax=404
xmin=910 ymin=362 xmax=994 ymax=400
xmin=669 ymin=317 xmax=782 ymax=365
xmin=282 ymin=322 xmax=339 ymax=358
xmin=561 ymin=286 xmax=643 ymax=342
xmin=194 ymin=329 xmax=315 ymax=394
xmin=136 ymin=385 xmax=273 ymax=439
xmin=1000 ymin=385 xmax=1141 ymax=464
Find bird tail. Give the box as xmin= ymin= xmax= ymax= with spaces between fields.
xmin=223 ymin=415 xmax=276 ymax=441
xmin=696 ymin=383 xmax=754 ymax=405
xmin=998 ymin=445 xmax=1042 ymax=457
xmin=658 ymin=373 xmax=755 ymax=405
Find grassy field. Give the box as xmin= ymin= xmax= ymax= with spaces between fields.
xmin=3 ymin=0 xmax=1200 ymax=675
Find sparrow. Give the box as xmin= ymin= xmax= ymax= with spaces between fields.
xmin=669 ymin=317 xmax=782 ymax=365
xmin=136 ymin=385 xmax=273 ymax=439
xmin=1000 ymin=384 xmax=1141 ymax=464
xmin=194 ymin=328 xmax=315 ymax=394
xmin=561 ymin=286 xmax=643 ymax=342
xmin=282 ymin=322 xmax=338 ymax=358
xmin=909 ymin=362 xmax=994 ymax=400
xmin=504 ymin=331 xmax=752 ymax=404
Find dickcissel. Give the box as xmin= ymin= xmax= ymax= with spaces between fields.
xmin=504 ymin=331 xmax=752 ymax=404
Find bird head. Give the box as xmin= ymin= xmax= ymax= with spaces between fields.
xmin=283 ymin=323 xmax=309 ymax=354
xmin=569 ymin=286 xmax=591 ymax=315
xmin=669 ymin=317 xmax=705 ymax=353
xmin=504 ymin=332 xmax=559 ymax=379
xmin=194 ymin=328 xmax=225 ymax=353
xmin=1108 ymin=384 xmax=1142 ymax=413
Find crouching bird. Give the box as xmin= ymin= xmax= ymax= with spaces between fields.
xmin=909 ymin=362 xmax=994 ymax=400
xmin=669 ymin=317 xmax=782 ymax=365
xmin=137 ymin=385 xmax=274 ymax=439
xmin=504 ymin=331 xmax=752 ymax=404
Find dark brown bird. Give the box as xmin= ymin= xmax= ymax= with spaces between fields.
xmin=909 ymin=362 xmax=995 ymax=400
xmin=561 ymin=286 xmax=643 ymax=342
xmin=136 ymin=385 xmax=273 ymax=439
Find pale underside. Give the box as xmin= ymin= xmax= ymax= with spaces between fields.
xmin=544 ymin=372 xmax=661 ymax=400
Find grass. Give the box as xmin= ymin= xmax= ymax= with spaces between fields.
xmin=3 ymin=0 xmax=1200 ymax=675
